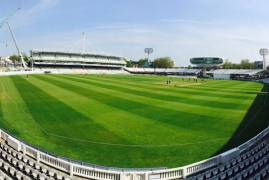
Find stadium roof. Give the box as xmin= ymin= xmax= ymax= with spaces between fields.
xmin=30 ymin=50 xmax=127 ymax=60
xmin=190 ymin=57 xmax=223 ymax=66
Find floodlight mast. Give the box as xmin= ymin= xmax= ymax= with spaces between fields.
xmin=0 ymin=8 xmax=27 ymax=70
xmin=144 ymin=48 xmax=153 ymax=65
xmin=6 ymin=22 xmax=27 ymax=69
xmin=259 ymin=48 xmax=268 ymax=71
xmin=82 ymin=32 xmax=86 ymax=54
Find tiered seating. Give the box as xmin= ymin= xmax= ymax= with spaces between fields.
xmin=209 ymin=69 xmax=264 ymax=76
xmin=0 ymin=131 xmax=269 ymax=179
xmin=124 ymin=68 xmax=201 ymax=75
xmin=36 ymin=68 xmax=129 ymax=75
xmin=30 ymin=50 xmax=127 ymax=69
xmin=186 ymin=140 xmax=269 ymax=180
xmin=0 ymin=143 xmax=75 ymax=180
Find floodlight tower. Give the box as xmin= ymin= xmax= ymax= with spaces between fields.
xmin=259 ymin=48 xmax=268 ymax=70
xmin=6 ymin=22 xmax=27 ymax=69
xmin=0 ymin=8 xmax=27 ymax=70
xmin=144 ymin=48 xmax=153 ymax=61
xmin=144 ymin=48 xmax=153 ymax=67
xmin=82 ymin=32 xmax=86 ymax=54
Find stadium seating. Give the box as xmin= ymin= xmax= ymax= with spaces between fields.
xmin=0 ymin=126 xmax=268 ymax=179
xmin=208 ymin=69 xmax=263 ymax=76
xmin=124 ymin=67 xmax=202 ymax=75
xmin=0 ymin=142 xmax=76 ymax=180
xmin=0 ymin=68 xmax=129 ymax=77
xmin=30 ymin=50 xmax=127 ymax=70
xmin=186 ymin=140 xmax=269 ymax=179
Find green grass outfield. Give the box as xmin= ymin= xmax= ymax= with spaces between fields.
xmin=0 ymin=74 xmax=268 ymax=168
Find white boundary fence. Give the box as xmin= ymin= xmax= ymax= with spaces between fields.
xmin=1 ymin=127 xmax=268 ymax=180
xmin=0 ymin=71 xmax=269 ymax=180
xmin=0 ymin=69 xmax=129 ymax=76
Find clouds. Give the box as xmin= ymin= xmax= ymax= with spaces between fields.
xmin=9 ymin=0 xmax=60 ymax=29
xmin=16 ymin=20 xmax=265 ymax=65
xmin=2 ymin=18 xmax=268 ymax=66
xmin=1 ymin=0 xmax=268 ymax=66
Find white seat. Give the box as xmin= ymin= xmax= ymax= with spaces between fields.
xmin=17 ymin=154 xmax=22 ymax=160
xmin=41 ymin=166 xmax=47 ymax=173
xmin=38 ymin=174 xmax=46 ymax=180
xmin=18 ymin=163 xmax=24 ymax=170
xmin=25 ymin=165 xmax=31 ymax=174
xmin=9 ymin=167 xmax=15 ymax=176
xmin=3 ymin=163 xmax=9 ymax=171
xmin=23 ymin=175 xmax=32 ymax=180
xmin=56 ymin=174 xmax=63 ymax=180
xmin=28 ymin=160 xmax=34 ymax=167
xmin=12 ymin=158 xmax=17 ymax=166
xmin=32 ymin=170 xmax=38 ymax=178
xmin=22 ymin=157 xmax=28 ymax=163
xmin=6 ymin=155 xmax=11 ymax=162
xmin=35 ymin=163 xmax=40 ymax=170
xmin=48 ymin=170 xmax=55 ymax=177
xmin=16 ymin=172 xmax=23 ymax=180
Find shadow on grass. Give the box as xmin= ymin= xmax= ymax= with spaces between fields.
xmin=215 ymin=83 xmax=269 ymax=155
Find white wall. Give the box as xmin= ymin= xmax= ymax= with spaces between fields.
xmin=213 ymin=74 xmax=231 ymax=80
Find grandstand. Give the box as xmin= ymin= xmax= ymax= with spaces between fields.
xmin=124 ymin=67 xmax=201 ymax=76
xmin=190 ymin=57 xmax=223 ymax=67
xmin=208 ymin=69 xmax=267 ymax=80
xmin=29 ymin=50 xmax=127 ymax=70
xmin=190 ymin=57 xmax=223 ymax=77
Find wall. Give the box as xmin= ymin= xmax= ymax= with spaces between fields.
xmin=213 ymin=73 xmax=231 ymax=80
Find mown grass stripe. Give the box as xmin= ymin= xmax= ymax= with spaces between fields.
xmin=36 ymin=75 xmax=242 ymax=138
xmin=27 ymin=76 xmax=200 ymax=145
xmin=75 ymin=75 xmax=257 ymax=100
xmin=11 ymin=76 xmax=129 ymax=144
xmin=188 ymin=83 xmax=261 ymax=94
xmin=50 ymin=75 xmax=247 ymax=118
xmin=59 ymin=75 xmax=252 ymax=111
xmin=100 ymin=74 xmax=260 ymax=91
xmin=0 ymin=74 xmax=265 ymax=168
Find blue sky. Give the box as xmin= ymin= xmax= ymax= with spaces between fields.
xmin=0 ymin=0 xmax=269 ymax=66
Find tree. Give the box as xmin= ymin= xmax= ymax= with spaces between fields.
xmin=9 ymin=54 xmax=29 ymax=64
xmin=240 ymin=59 xmax=255 ymax=69
xmin=126 ymin=60 xmax=139 ymax=67
xmin=9 ymin=55 xmax=20 ymax=63
xmin=137 ymin=58 xmax=150 ymax=68
xmin=126 ymin=60 xmax=133 ymax=67
xmin=222 ymin=60 xmax=233 ymax=69
xmin=222 ymin=59 xmax=255 ymax=69
xmin=152 ymin=57 xmax=174 ymax=68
